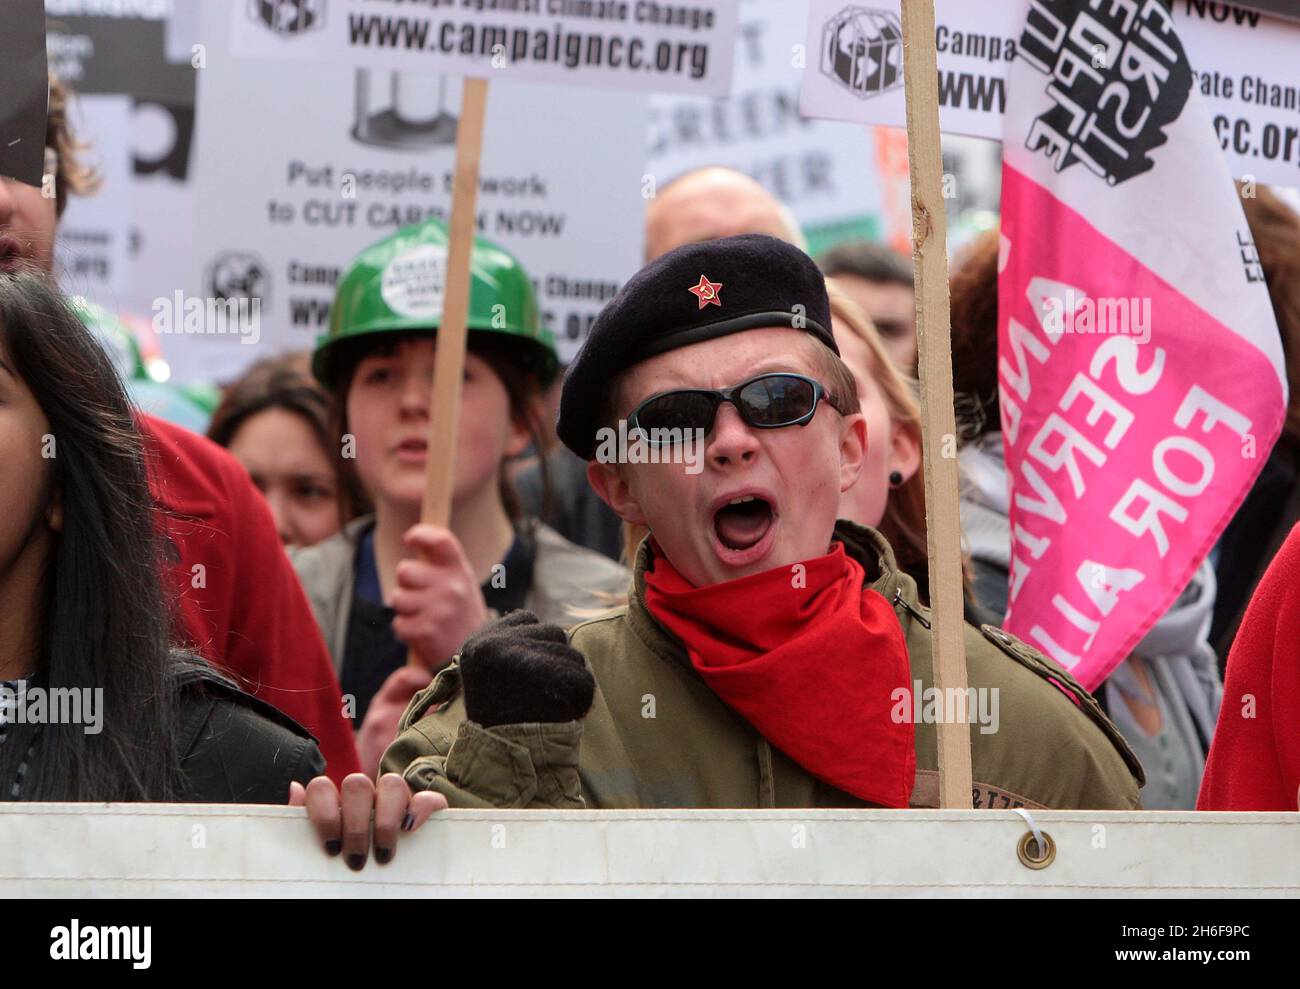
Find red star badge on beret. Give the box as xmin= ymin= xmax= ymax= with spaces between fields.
xmin=688 ymin=274 xmax=723 ymax=309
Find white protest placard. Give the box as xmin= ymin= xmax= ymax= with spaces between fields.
xmin=165 ymin=0 xmax=202 ymax=63
xmin=800 ymin=0 xmax=1300 ymax=188
xmin=45 ymin=1 xmax=204 ymax=342
xmin=229 ymin=0 xmax=739 ymax=97
xmin=55 ymin=95 xmax=135 ymax=307
xmin=1235 ymin=0 xmax=1300 ymax=20
xmin=181 ymin=6 xmax=645 ymax=383
xmin=123 ymin=105 xmax=201 ymax=338
xmin=649 ymin=0 xmax=890 ymax=254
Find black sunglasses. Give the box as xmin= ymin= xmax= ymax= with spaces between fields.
xmin=626 ymin=372 xmax=838 ymax=447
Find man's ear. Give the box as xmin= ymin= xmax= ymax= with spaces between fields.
xmin=889 ymin=421 xmax=923 ymax=485
xmin=587 ymin=460 xmax=648 ymax=526
xmin=838 ymin=412 xmax=868 ymax=495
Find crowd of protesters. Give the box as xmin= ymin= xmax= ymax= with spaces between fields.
xmin=2 ymin=69 xmax=1299 ymax=868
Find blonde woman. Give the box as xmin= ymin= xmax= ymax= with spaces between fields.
xmin=823 ymin=279 xmax=932 ymax=599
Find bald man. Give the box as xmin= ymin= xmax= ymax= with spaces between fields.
xmin=644 ymin=166 xmax=806 ymax=261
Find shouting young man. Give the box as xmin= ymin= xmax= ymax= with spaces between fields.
xmin=301 ymin=235 xmax=1143 ymax=863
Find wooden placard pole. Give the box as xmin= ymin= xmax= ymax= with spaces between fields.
xmin=899 ymin=0 xmax=973 ymax=808
xmin=408 ymin=76 xmax=490 ymax=669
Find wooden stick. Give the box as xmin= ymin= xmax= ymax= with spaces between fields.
xmin=408 ymin=76 xmax=490 ymax=669
xmin=899 ymin=0 xmax=973 ymax=808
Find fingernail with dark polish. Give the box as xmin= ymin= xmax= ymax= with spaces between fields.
xmin=375 ymin=846 xmax=393 ymax=865
xmin=401 ymin=812 xmax=415 ymax=832
xmin=325 ymin=839 xmax=342 ymax=857
xmin=347 ymin=853 xmax=366 ymax=872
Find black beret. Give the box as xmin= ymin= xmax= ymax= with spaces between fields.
xmin=557 ymin=234 xmax=837 ymax=459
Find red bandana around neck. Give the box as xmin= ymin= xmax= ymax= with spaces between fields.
xmin=642 ymin=542 xmax=915 ymax=807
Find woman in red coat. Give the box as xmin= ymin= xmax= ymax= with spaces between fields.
xmin=1198 ymin=524 xmax=1300 ymax=810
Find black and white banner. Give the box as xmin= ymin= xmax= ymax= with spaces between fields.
xmin=230 ymin=0 xmax=740 ymax=97
xmin=800 ymin=0 xmax=1300 ymax=188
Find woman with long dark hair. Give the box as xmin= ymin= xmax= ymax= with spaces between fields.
xmin=0 ymin=272 xmax=324 ymax=802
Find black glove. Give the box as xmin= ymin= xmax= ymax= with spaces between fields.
xmin=458 ymin=610 xmax=595 ymax=728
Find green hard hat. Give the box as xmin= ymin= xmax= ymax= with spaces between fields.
xmin=313 ymin=218 xmax=558 ymax=389
xmin=70 ymin=297 xmax=147 ymax=382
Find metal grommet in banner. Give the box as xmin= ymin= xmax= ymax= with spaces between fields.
xmin=1016 ymin=829 xmax=1056 ymax=869
xmin=1013 ymin=807 xmax=1055 ymax=870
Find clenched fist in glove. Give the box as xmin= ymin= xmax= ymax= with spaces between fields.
xmin=458 ymin=610 xmax=596 ymax=728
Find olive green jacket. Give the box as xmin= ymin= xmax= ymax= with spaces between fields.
xmin=382 ymin=523 xmax=1144 ymax=810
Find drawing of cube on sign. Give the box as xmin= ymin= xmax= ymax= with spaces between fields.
xmin=249 ymin=0 xmax=326 ymax=37
xmin=820 ymin=7 xmax=904 ymax=100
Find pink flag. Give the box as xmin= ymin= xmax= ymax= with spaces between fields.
xmin=997 ymin=0 xmax=1287 ymax=691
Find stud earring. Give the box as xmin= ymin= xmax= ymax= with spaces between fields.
xmin=889 ymin=470 xmax=903 ymax=488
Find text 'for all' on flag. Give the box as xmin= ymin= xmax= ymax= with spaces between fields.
xmin=995 ymin=0 xmax=1287 ymax=691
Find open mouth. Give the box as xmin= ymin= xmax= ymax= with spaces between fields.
xmin=713 ymin=494 xmax=774 ymax=552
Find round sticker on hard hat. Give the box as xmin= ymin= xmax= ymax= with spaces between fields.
xmin=381 ymin=243 xmax=447 ymax=319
